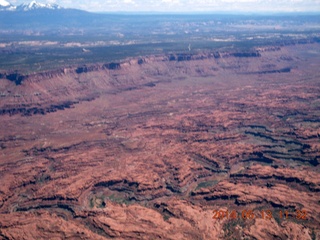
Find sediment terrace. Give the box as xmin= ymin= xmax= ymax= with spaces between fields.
xmin=0 ymin=43 xmax=319 ymax=239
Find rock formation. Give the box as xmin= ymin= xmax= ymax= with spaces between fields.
xmin=0 ymin=43 xmax=319 ymax=239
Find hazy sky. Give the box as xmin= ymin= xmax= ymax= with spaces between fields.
xmin=9 ymin=0 xmax=320 ymax=12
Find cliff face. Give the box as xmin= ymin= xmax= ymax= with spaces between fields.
xmin=0 ymin=43 xmax=319 ymax=239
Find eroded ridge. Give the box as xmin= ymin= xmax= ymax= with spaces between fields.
xmin=0 ymin=43 xmax=319 ymax=239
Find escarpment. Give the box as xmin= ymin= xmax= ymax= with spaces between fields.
xmin=0 ymin=46 xmax=297 ymax=116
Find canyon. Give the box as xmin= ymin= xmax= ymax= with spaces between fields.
xmin=0 ymin=42 xmax=319 ymax=239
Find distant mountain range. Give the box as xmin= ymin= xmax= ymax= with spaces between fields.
xmin=0 ymin=0 xmax=94 ymax=31
xmin=0 ymin=0 xmax=62 ymax=11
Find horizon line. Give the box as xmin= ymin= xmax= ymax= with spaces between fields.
xmin=83 ymin=10 xmax=320 ymax=15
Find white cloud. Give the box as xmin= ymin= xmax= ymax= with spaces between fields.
xmin=124 ymin=0 xmax=135 ymax=4
xmin=162 ymin=0 xmax=180 ymax=3
xmin=11 ymin=0 xmax=320 ymax=12
xmin=221 ymin=0 xmax=260 ymax=2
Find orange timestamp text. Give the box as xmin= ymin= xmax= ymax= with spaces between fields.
xmin=213 ymin=209 xmax=308 ymax=221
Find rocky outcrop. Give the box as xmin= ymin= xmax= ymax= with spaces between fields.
xmin=0 ymin=101 xmax=76 ymax=116
xmin=232 ymin=51 xmax=261 ymax=58
xmin=248 ymin=67 xmax=291 ymax=75
xmin=0 ymin=43 xmax=319 ymax=239
xmin=103 ymin=62 xmax=121 ymax=70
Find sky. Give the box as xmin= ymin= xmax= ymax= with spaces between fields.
xmin=8 ymin=0 xmax=320 ymax=12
